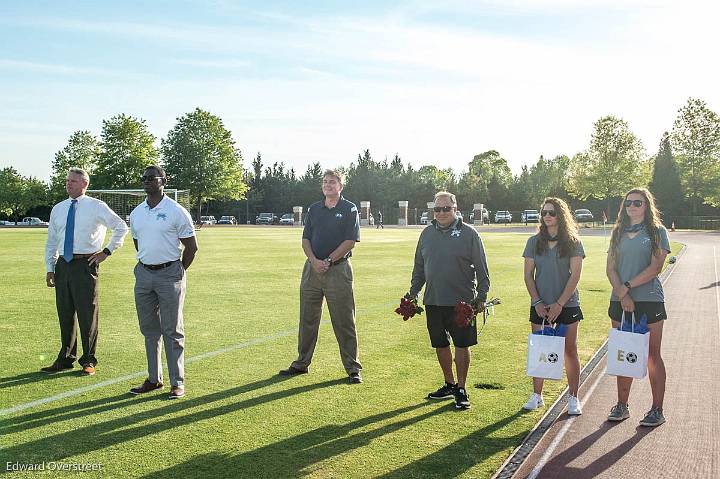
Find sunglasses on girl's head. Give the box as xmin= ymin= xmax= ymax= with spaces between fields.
xmin=541 ymin=210 xmax=557 ymax=217
xmin=433 ymin=206 xmax=453 ymax=213
xmin=624 ymin=199 xmax=644 ymax=208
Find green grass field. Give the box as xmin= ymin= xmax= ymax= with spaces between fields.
xmin=0 ymin=227 xmax=681 ymax=478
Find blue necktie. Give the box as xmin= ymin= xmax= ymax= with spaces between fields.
xmin=63 ymin=199 xmax=77 ymax=262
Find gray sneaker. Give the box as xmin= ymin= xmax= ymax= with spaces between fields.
xmin=639 ymin=407 xmax=665 ymax=427
xmin=607 ymin=402 xmax=630 ymax=421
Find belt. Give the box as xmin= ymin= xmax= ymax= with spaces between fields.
xmin=65 ymin=253 xmax=95 ymax=260
xmin=140 ymin=261 xmax=177 ymax=270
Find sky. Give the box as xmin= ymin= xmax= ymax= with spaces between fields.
xmin=2 ymin=0 xmax=719 ymax=181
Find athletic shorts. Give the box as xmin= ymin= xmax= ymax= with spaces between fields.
xmin=425 ymin=305 xmax=478 ymax=348
xmin=529 ymin=306 xmax=583 ymax=325
xmin=608 ymin=301 xmax=667 ymax=324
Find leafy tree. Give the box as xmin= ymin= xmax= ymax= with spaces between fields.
xmin=162 ymin=108 xmax=247 ymax=220
xmin=94 ymin=114 xmax=159 ymax=189
xmin=0 ymin=167 xmax=48 ymax=220
xmin=458 ymin=150 xmax=512 ymax=210
xmin=671 ymin=98 xmax=720 ymax=211
xmin=649 ymin=132 xmax=685 ymax=225
xmin=567 ymin=115 xmax=649 ymax=216
xmin=49 ymin=131 xmax=100 ymax=201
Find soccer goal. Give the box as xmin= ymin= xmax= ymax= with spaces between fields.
xmin=87 ymin=189 xmax=191 ymax=221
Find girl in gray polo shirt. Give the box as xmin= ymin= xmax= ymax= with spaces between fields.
xmin=522 ymin=197 xmax=585 ymax=415
xmin=606 ymin=187 xmax=671 ymax=427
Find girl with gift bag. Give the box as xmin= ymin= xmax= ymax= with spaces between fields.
xmin=522 ymin=197 xmax=585 ymax=415
xmin=606 ymin=188 xmax=671 ymax=427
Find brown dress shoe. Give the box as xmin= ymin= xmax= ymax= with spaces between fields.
xmin=40 ymin=362 xmax=74 ymax=373
xmin=82 ymin=364 xmax=96 ymax=376
xmin=278 ymin=366 xmax=308 ymax=376
xmin=169 ymin=386 xmax=185 ymax=399
xmin=130 ymin=379 xmax=164 ymax=395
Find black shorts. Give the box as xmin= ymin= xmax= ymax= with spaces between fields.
xmin=608 ymin=301 xmax=667 ymax=324
xmin=529 ymin=306 xmax=583 ymax=325
xmin=425 ymin=305 xmax=478 ymax=348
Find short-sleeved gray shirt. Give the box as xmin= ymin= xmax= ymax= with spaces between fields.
xmin=610 ymin=225 xmax=671 ymax=302
xmin=523 ymin=235 xmax=585 ymax=307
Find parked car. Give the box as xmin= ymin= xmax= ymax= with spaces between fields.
xmin=494 ymin=210 xmax=512 ymax=223
xmin=468 ymin=208 xmax=489 ymax=223
xmin=574 ymin=209 xmax=594 ymax=222
xmin=18 ymin=217 xmax=49 ymax=226
xmin=200 ymin=215 xmax=217 ymax=225
xmin=217 ymin=215 xmax=237 ymax=225
xmin=255 ymin=213 xmax=277 ymax=225
xmin=279 ymin=213 xmax=294 ymax=225
xmin=456 ymin=212 xmax=464 ymax=222
xmin=0 ymin=220 xmax=15 ymax=226
xmin=420 ymin=211 xmax=429 ymax=225
xmin=521 ymin=210 xmax=540 ymax=223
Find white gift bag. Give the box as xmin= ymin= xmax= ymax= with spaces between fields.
xmin=526 ymin=324 xmax=565 ymax=380
xmin=606 ymin=312 xmax=650 ymax=379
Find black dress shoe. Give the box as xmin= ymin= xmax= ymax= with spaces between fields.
xmin=349 ymin=372 xmax=363 ymax=384
xmin=278 ymin=366 xmax=308 ymax=376
xmin=40 ymin=362 xmax=74 ymax=373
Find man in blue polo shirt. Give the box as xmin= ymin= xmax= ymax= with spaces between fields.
xmin=280 ymin=169 xmax=363 ymax=384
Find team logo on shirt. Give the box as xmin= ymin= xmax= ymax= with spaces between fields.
xmin=450 ymin=229 xmax=461 ymax=237
xmin=156 ymin=213 xmax=167 ymax=221
xmin=335 ymin=213 xmax=343 ymax=218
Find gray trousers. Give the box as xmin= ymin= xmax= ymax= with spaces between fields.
xmin=291 ymin=259 xmax=362 ymax=374
xmin=134 ymin=261 xmax=186 ymax=387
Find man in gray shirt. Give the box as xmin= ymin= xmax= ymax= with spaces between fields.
xmin=408 ymin=191 xmax=490 ymax=409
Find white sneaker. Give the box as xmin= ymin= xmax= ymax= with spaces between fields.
xmin=567 ymin=395 xmax=582 ymax=415
xmin=522 ymin=393 xmax=545 ymax=410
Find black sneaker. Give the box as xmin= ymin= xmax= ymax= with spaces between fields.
xmin=348 ymin=372 xmax=362 ymax=384
xmin=427 ymin=383 xmax=457 ymax=400
xmin=454 ymin=387 xmax=471 ymax=409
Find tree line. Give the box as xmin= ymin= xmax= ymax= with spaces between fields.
xmin=1 ymin=98 xmax=719 ymax=227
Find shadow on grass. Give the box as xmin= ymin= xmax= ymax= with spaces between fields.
xmin=0 ymin=393 xmax=149 ymax=435
xmin=538 ymin=422 xmax=653 ymax=478
xmin=0 ymin=370 xmax=81 ymax=389
xmin=2 ymin=375 xmax=340 ymax=465
xmin=141 ymin=401 xmax=447 ymax=479
xmin=376 ymin=411 xmax=525 ymax=478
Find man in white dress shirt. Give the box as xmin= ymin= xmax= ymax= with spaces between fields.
xmin=43 ymin=167 xmax=128 ymax=376
xmin=128 ymin=165 xmax=197 ymax=399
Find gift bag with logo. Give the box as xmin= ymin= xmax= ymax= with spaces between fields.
xmin=526 ymin=321 xmax=565 ymax=380
xmin=606 ymin=312 xmax=650 ymax=379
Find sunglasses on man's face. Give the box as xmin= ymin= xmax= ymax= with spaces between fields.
xmin=541 ymin=210 xmax=557 ymax=217
xmin=624 ymin=199 xmax=644 ymax=208
xmin=433 ymin=206 xmax=454 ymax=213
xmin=141 ymin=175 xmax=164 ymax=182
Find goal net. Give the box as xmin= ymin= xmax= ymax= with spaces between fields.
xmin=87 ymin=189 xmax=191 ymax=221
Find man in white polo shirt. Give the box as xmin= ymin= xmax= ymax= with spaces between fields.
xmin=43 ymin=167 xmax=128 ymax=376
xmin=128 ymin=165 xmax=198 ymax=399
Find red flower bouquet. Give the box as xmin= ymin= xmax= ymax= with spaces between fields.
xmin=454 ymin=301 xmax=477 ymax=328
xmin=455 ymin=297 xmax=502 ymax=329
xmin=395 ymin=296 xmax=424 ymax=321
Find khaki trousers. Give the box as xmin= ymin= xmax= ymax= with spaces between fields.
xmin=291 ymin=259 xmax=362 ymax=374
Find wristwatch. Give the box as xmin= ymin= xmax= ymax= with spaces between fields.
xmin=623 ymin=281 xmax=631 ymax=289
xmin=102 ymin=248 xmax=112 ymax=256
xmin=324 ymin=257 xmax=332 ymax=266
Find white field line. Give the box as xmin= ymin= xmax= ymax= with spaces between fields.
xmin=526 ymin=368 xmax=605 ymax=479
xmin=524 ymin=245 xmax=682 ymax=479
xmin=0 ymin=325 xmax=309 ymax=416
xmin=3 ymin=295 xmax=405 ymax=417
